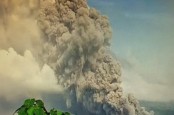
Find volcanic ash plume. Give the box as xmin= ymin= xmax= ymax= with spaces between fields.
xmin=36 ymin=0 xmax=154 ymax=115
xmin=0 ymin=0 xmax=41 ymax=54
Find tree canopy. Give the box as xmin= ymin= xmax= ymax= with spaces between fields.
xmin=14 ymin=98 xmax=71 ymax=115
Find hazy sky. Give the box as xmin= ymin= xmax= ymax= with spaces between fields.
xmin=88 ymin=0 xmax=174 ymax=102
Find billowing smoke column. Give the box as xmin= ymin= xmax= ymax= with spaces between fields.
xmin=37 ymin=0 xmax=154 ymax=115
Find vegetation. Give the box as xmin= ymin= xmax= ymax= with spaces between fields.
xmin=13 ymin=98 xmax=71 ymax=115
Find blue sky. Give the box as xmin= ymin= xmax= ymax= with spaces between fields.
xmin=88 ymin=0 xmax=174 ymax=56
xmin=88 ymin=0 xmax=174 ymax=101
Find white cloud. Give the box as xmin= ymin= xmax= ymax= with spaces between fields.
xmin=122 ymin=69 xmax=174 ymax=102
xmin=0 ymin=48 xmax=63 ymax=101
xmin=120 ymin=50 xmax=174 ymax=102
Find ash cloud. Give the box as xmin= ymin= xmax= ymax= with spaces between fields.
xmin=0 ymin=0 xmax=41 ymax=54
xmin=37 ymin=0 xmax=154 ymax=115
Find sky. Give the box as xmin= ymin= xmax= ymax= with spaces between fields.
xmin=88 ymin=0 xmax=174 ymax=102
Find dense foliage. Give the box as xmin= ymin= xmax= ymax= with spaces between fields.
xmin=13 ymin=99 xmax=71 ymax=115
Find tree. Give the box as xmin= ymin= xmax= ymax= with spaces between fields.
xmin=13 ymin=98 xmax=71 ymax=115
